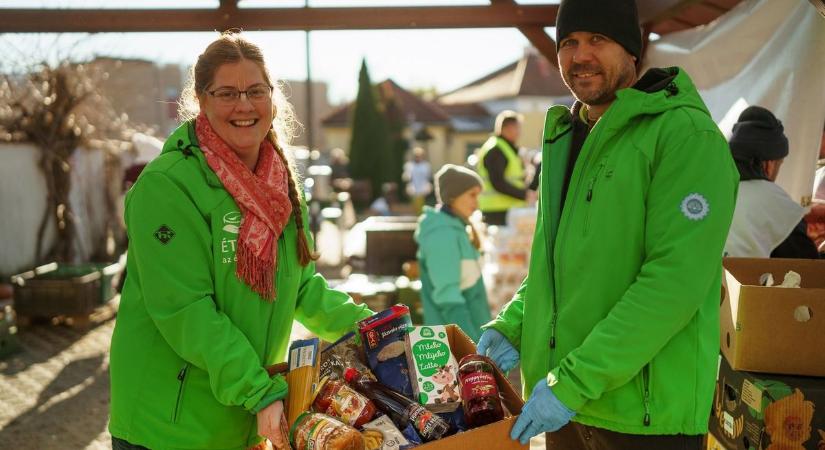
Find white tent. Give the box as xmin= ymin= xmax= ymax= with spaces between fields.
xmin=644 ymin=0 xmax=825 ymax=204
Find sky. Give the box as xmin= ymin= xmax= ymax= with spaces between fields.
xmin=0 ymin=0 xmax=558 ymax=104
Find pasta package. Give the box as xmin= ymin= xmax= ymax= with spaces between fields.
xmin=357 ymin=305 xmax=414 ymax=398
xmin=285 ymin=338 xmax=320 ymax=427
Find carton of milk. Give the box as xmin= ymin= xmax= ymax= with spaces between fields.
xmin=404 ymin=325 xmax=461 ymax=413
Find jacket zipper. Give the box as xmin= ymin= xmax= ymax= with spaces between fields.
xmin=642 ymin=364 xmax=651 ymax=426
xmin=552 ymin=120 xmax=609 ymax=350
xmin=173 ymin=363 xmax=189 ymax=423
xmin=582 ymin=163 xmax=605 ymax=236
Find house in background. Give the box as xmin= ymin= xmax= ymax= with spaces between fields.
xmin=89 ymin=57 xmax=184 ymax=137
xmin=320 ymin=48 xmax=572 ymax=172
xmin=438 ymin=47 xmax=572 ymax=151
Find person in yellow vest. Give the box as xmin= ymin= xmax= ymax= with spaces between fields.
xmin=477 ymin=110 xmax=529 ymax=226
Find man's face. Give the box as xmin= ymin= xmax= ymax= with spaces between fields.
xmin=502 ymin=122 xmax=521 ymax=143
xmin=558 ymin=31 xmax=637 ymax=108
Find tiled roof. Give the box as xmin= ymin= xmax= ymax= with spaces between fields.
xmin=322 ymin=79 xmax=450 ymax=126
xmin=438 ymin=51 xmax=569 ymax=104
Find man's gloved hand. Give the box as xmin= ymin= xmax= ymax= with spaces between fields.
xmin=510 ymin=378 xmax=576 ymax=445
xmin=476 ymin=329 xmax=519 ymax=373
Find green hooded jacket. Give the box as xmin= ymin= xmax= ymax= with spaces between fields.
xmin=109 ymin=122 xmax=372 ymax=450
xmin=415 ymin=206 xmax=491 ymax=342
xmin=485 ymin=68 xmax=738 ymax=435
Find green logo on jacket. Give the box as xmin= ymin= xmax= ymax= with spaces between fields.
xmin=153 ymin=225 xmax=176 ymax=245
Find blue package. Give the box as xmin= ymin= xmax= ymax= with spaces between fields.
xmin=358 ymin=304 xmax=414 ymax=398
xmin=401 ymin=422 xmax=423 ymax=447
xmin=437 ymin=407 xmax=467 ymax=435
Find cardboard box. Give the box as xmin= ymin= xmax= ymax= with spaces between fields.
xmin=709 ymin=355 xmax=825 ymax=450
xmin=721 ymin=257 xmax=825 ymax=376
xmin=417 ymin=325 xmax=525 ymax=450
xmin=269 ymin=325 xmax=526 ymax=450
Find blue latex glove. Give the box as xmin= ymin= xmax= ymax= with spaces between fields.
xmin=511 ymin=378 xmax=576 ymax=445
xmin=475 ymin=329 xmax=519 ymax=373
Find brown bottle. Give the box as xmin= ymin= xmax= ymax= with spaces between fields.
xmin=457 ymin=354 xmax=504 ymax=428
xmin=344 ymin=367 xmax=451 ymax=441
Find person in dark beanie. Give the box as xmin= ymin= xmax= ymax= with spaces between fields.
xmin=475 ymin=0 xmax=739 ymax=448
xmin=414 ymin=164 xmax=491 ymax=342
xmin=725 ymin=106 xmax=819 ymax=259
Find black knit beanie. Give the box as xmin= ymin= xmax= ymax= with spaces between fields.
xmin=555 ymin=0 xmax=642 ymax=60
xmin=729 ymin=106 xmax=789 ymax=180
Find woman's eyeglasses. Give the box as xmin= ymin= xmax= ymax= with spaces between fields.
xmin=206 ymin=84 xmax=273 ymax=104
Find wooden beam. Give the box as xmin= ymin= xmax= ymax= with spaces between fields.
xmin=489 ymin=0 xmax=558 ymax=67
xmin=0 ymin=4 xmax=558 ymax=33
xmin=517 ymin=26 xmax=559 ymax=68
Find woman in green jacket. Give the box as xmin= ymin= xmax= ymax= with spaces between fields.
xmin=414 ymin=164 xmax=491 ymax=342
xmin=109 ymin=32 xmax=371 ymax=450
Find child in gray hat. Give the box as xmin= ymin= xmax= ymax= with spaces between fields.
xmin=413 ymin=164 xmax=490 ymax=342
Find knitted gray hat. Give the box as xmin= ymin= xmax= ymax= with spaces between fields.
xmin=435 ymin=164 xmax=483 ymax=205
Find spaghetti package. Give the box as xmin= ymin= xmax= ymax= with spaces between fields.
xmin=285 ymin=338 xmax=320 ymax=427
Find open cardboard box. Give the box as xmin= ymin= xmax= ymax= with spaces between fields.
xmin=269 ymin=324 xmax=526 ymax=449
xmin=721 ymin=257 xmax=825 ymax=377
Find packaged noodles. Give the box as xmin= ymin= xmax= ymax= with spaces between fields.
xmin=285 ymin=338 xmax=320 ymax=427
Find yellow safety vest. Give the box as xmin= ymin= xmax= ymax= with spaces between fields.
xmin=477 ymin=136 xmax=526 ymax=213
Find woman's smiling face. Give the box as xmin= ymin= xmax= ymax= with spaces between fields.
xmin=199 ymin=59 xmax=273 ymax=168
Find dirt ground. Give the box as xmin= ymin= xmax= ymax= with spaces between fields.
xmin=0 ymin=298 xmax=545 ymax=450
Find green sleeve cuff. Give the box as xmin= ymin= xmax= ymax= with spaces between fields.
xmin=250 ymin=374 xmax=289 ymax=414
xmin=547 ymin=367 xmax=587 ymax=412
xmin=481 ymin=319 xmax=522 ymax=349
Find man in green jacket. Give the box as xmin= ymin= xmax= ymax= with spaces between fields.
xmin=476 ymin=0 xmax=739 ymax=448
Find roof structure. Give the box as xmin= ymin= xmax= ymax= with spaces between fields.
xmin=322 ymin=79 xmax=450 ymax=127
xmin=2 ymin=1 xmax=748 ymax=67
xmin=439 ymin=50 xmax=568 ymax=105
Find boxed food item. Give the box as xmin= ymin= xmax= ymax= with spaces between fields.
xmin=721 ymin=258 xmax=825 ymax=376
xmin=270 ymin=325 xmax=527 ymax=450
xmin=358 ymin=305 xmax=414 ymax=398
xmin=415 ymin=325 xmax=526 ymax=450
xmin=405 ymin=325 xmax=461 ymax=412
xmin=709 ymin=354 xmax=825 ymax=450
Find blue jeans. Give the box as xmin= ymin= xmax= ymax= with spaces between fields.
xmin=111 ymin=437 xmax=150 ymax=450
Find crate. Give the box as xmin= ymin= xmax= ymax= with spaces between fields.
xmin=363 ymin=216 xmax=418 ymax=276
xmin=11 ymin=263 xmax=102 ymax=319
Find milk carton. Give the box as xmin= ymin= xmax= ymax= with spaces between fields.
xmin=405 ymin=325 xmax=461 ymax=412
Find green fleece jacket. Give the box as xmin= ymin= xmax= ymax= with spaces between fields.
xmin=109 ymin=122 xmax=372 ymax=450
xmin=485 ymin=67 xmax=738 ymax=435
xmin=415 ymin=206 xmax=491 ymax=342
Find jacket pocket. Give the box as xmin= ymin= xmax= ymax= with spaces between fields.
xmin=172 ymin=363 xmax=189 ymax=423
xmin=641 ymin=363 xmax=652 ymax=427
xmin=582 ymin=162 xmax=606 ymax=237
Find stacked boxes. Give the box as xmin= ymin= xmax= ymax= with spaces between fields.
xmin=709 ymin=356 xmax=825 ymax=450
xmin=483 ymin=207 xmax=535 ymax=311
xmin=708 ymin=258 xmax=825 ymax=449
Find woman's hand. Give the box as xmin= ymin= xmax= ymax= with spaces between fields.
xmin=256 ymin=400 xmax=287 ymax=449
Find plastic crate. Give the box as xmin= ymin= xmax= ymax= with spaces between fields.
xmin=11 ymin=263 xmax=101 ymax=318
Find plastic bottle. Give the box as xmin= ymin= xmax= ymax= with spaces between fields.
xmin=343 ymin=367 xmax=450 ymax=442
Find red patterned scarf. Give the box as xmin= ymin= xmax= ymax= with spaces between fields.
xmin=195 ymin=113 xmax=292 ymax=300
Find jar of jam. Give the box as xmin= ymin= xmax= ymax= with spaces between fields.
xmin=312 ymin=376 xmax=377 ymax=427
xmin=457 ymin=354 xmax=504 ymax=428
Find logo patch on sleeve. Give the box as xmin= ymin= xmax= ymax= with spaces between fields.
xmin=154 ymin=225 xmax=176 ymax=244
xmin=680 ymin=193 xmax=709 ymax=221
